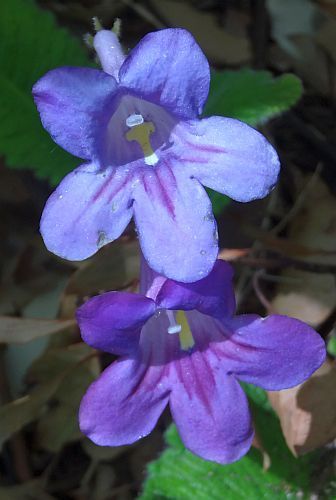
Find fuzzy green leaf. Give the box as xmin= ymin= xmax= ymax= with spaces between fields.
xmin=0 ymin=0 xmax=92 ymax=185
xmin=204 ymin=69 xmax=303 ymax=126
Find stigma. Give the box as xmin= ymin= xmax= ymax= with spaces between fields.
xmin=126 ymin=114 xmax=159 ymax=166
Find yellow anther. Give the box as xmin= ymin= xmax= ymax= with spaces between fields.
xmin=126 ymin=121 xmax=158 ymax=166
xmin=175 ymin=311 xmax=195 ymax=351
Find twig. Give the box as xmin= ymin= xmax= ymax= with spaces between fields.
xmin=234 ymin=186 xmax=279 ymax=308
xmin=252 ymin=270 xmax=276 ymax=314
xmin=318 ymin=306 xmax=336 ymax=340
xmin=251 ymin=0 xmax=269 ymax=69
xmin=235 ymin=254 xmax=336 ymax=274
xmin=271 ymin=162 xmax=323 ymax=235
xmin=120 ymin=0 xmax=165 ymax=29
xmin=287 ymin=113 xmax=336 ymax=169
xmin=253 ymin=272 xmax=302 ymax=285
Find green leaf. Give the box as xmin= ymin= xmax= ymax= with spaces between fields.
xmin=204 ymin=69 xmax=303 ymax=126
xmin=141 ymin=383 xmax=327 ymax=500
xmin=141 ymin=430 xmax=309 ymax=500
xmin=0 ymin=0 xmax=92 ymax=185
xmin=207 ymin=189 xmax=231 ymax=217
xmin=205 ymin=69 xmax=302 ymax=214
xmin=327 ymin=335 xmax=336 ymax=357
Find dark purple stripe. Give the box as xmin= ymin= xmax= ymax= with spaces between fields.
xmin=183 ymin=141 xmax=226 ymax=155
xmin=91 ymin=170 xmax=116 ymax=203
xmin=106 ymin=172 xmax=133 ymax=204
xmin=155 ymin=164 xmax=176 ymax=219
xmin=188 ymin=353 xmax=214 ymax=416
xmin=140 ymin=167 xmax=176 ymax=219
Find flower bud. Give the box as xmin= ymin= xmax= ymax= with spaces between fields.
xmin=93 ymin=29 xmax=125 ymax=80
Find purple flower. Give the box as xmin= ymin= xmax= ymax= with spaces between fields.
xmin=33 ymin=28 xmax=280 ymax=283
xmin=77 ymin=259 xmax=325 ymax=464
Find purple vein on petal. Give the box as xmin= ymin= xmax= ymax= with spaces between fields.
xmin=90 ymin=171 xmax=118 ymax=203
xmin=61 ymin=169 xmax=133 ymax=240
xmin=128 ymin=364 xmax=160 ymax=399
xmin=171 ymin=154 xmax=210 ymax=165
xmin=156 ymin=161 xmax=177 ymax=217
xmin=191 ymin=354 xmax=214 ymax=416
xmin=184 ymin=141 xmax=227 ymax=156
xmin=174 ymin=356 xmax=192 ymax=399
xmin=141 ymin=167 xmax=176 ymax=219
xmin=107 ymin=172 xmax=134 ymax=204
xmin=176 ymin=128 xmax=227 ymax=156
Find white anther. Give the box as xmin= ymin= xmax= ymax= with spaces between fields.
xmin=168 ymin=324 xmax=182 ymax=335
xmin=126 ymin=114 xmax=144 ymax=127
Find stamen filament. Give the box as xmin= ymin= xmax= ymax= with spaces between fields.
xmin=166 ymin=310 xmax=195 ymax=351
xmin=167 ymin=310 xmax=181 ymax=335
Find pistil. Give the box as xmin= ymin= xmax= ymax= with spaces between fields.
xmin=126 ymin=114 xmax=159 ymax=166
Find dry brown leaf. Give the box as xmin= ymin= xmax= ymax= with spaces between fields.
xmin=43 ymin=0 xmax=124 ymax=25
xmin=0 ymin=164 xmax=29 ymax=204
xmin=35 ymin=362 xmax=97 ymax=452
xmin=0 ymin=373 xmax=64 ymax=448
xmin=252 ymin=432 xmax=271 ymax=470
xmin=316 ymin=15 xmax=336 ymax=63
xmin=318 ymin=0 xmax=336 ymax=18
xmin=271 ymin=175 xmax=336 ymax=326
xmin=60 ymin=240 xmax=139 ymax=318
xmin=241 ymin=222 xmax=336 ymax=258
xmin=0 ymin=342 xmax=97 ymax=450
xmin=148 ymin=0 xmax=251 ymax=65
xmin=266 ymin=0 xmax=335 ymax=95
xmin=0 ymin=479 xmax=54 ymax=500
xmin=268 ymin=359 xmax=336 ymax=456
xmin=0 ymin=237 xmax=72 ymax=316
xmin=82 ymin=439 xmax=128 ymax=462
xmin=218 ymin=248 xmax=250 ymax=261
xmin=0 ymin=317 xmax=75 ymax=344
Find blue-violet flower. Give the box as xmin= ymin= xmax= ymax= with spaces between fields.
xmin=33 ymin=28 xmax=280 ymax=283
xmin=77 ymin=259 xmax=325 ymax=464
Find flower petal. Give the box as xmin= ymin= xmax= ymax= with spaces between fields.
xmin=132 ymin=163 xmax=218 ymax=283
xmin=175 ymin=117 xmax=280 ymax=202
xmin=139 ymin=255 xmax=167 ymax=299
xmin=79 ymin=357 xmax=169 ymax=446
xmin=33 ymin=67 xmax=117 ymax=160
xmin=169 ymin=349 xmax=253 ymax=464
xmin=119 ymin=28 xmax=210 ymax=119
xmin=40 ymin=163 xmax=133 ymax=261
xmin=77 ymin=291 xmax=156 ymax=355
xmin=156 ymin=260 xmax=235 ymax=318
xmin=219 ymin=314 xmax=326 ymax=390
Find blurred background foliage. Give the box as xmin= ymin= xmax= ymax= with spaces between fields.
xmin=0 ymin=0 xmax=336 ymax=498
